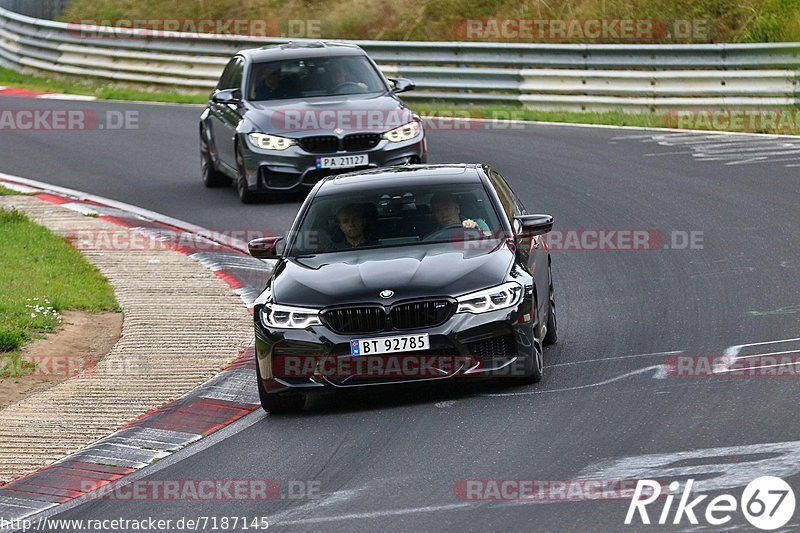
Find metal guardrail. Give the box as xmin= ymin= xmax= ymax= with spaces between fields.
xmin=1 ymin=3 xmax=799 ymax=111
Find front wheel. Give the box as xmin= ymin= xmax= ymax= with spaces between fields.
xmin=236 ymin=143 xmax=260 ymax=204
xmin=200 ymin=133 xmax=229 ymax=187
xmin=256 ymin=358 xmax=306 ymax=414
xmin=543 ymin=262 xmax=558 ymax=346
xmin=509 ymin=301 xmax=543 ymax=385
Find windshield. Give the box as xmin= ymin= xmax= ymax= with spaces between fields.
xmin=247 ymin=55 xmax=387 ymax=101
xmin=287 ymin=183 xmax=505 ymax=256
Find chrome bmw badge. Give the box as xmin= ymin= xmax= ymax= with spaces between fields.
xmin=380 ymin=290 xmax=394 ymax=299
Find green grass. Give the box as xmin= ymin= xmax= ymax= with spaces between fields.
xmin=412 ymin=103 xmax=800 ymax=134
xmin=0 ymin=185 xmax=19 ymax=196
xmin=0 ymin=67 xmax=207 ymax=104
xmin=61 ymin=0 xmax=800 ymax=43
xmin=414 ymin=104 xmax=669 ymax=128
xmin=0 ymin=207 xmax=119 ymax=377
xmin=3 ymin=63 xmax=798 ymax=133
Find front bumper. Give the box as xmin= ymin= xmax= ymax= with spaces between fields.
xmin=241 ymin=134 xmax=427 ymax=192
xmin=254 ymin=301 xmax=536 ymax=394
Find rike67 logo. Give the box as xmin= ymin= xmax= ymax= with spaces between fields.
xmin=626 ymin=476 xmax=795 ymax=530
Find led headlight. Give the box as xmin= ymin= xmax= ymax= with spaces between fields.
xmin=456 ymin=282 xmax=523 ymax=314
xmin=260 ymin=303 xmax=321 ymax=329
xmin=382 ymin=120 xmax=421 ymax=142
xmin=248 ymin=133 xmax=297 ymax=151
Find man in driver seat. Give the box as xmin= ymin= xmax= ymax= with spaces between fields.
xmin=429 ymin=193 xmax=491 ymax=236
xmin=327 ymin=61 xmax=367 ymax=93
xmin=334 ymin=203 xmax=377 ymax=249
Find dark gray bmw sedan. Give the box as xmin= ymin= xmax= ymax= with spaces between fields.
xmin=200 ymin=41 xmax=427 ymax=203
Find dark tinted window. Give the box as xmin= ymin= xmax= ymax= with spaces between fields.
xmin=489 ymin=169 xmax=525 ymax=219
xmin=288 ymin=183 xmax=503 ymax=255
xmin=247 ymin=55 xmax=387 ymax=101
xmin=218 ymin=57 xmax=244 ymax=90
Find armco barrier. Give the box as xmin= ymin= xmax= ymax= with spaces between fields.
xmin=1 ymin=3 xmax=799 ymax=111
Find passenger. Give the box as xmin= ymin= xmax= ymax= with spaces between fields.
xmin=429 ymin=193 xmax=490 ymax=234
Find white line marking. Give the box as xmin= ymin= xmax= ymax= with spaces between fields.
xmin=724 ymin=348 xmax=800 ymax=362
xmin=716 ymin=337 xmax=800 ymax=373
xmin=36 ymin=93 xmax=97 ymax=101
xmin=548 ymin=350 xmax=682 ymax=368
xmin=714 ymin=361 xmax=800 ymax=373
xmin=483 ymin=365 xmax=664 ymax=397
xmin=269 ymin=488 xmax=368 ymax=525
xmin=275 ymin=503 xmax=473 ymax=526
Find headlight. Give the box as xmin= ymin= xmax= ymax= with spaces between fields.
xmin=456 ymin=282 xmax=523 ymax=314
xmin=248 ymin=133 xmax=296 ymax=151
xmin=382 ymin=120 xmax=421 ymax=142
xmin=260 ymin=303 xmax=321 ymax=329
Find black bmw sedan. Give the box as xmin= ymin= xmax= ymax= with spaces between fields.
xmin=200 ymin=41 xmax=426 ymax=203
xmin=249 ymin=164 xmax=556 ymax=413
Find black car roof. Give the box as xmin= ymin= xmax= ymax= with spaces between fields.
xmin=238 ymin=41 xmax=367 ymax=63
xmin=315 ymin=165 xmax=486 ymax=196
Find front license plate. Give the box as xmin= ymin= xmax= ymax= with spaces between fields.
xmin=316 ymin=154 xmax=368 ymax=169
xmin=350 ymin=333 xmax=429 ymax=356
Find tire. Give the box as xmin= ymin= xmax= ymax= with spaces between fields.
xmin=235 ymin=143 xmax=260 ymax=204
xmin=509 ymin=299 xmax=544 ymax=385
xmin=543 ymin=262 xmax=558 ymax=346
xmin=256 ymin=357 xmax=306 ymax=414
xmin=200 ymin=131 xmax=229 ymax=188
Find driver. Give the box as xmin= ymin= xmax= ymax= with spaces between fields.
xmin=334 ymin=203 xmax=376 ymax=249
xmin=328 ymin=61 xmax=366 ymax=92
xmin=254 ymin=65 xmax=287 ymax=100
xmin=429 ymin=193 xmax=490 ymax=233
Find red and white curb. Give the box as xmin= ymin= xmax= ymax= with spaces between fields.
xmin=0 ymin=174 xmax=270 ymax=521
xmin=0 ymin=86 xmax=97 ymax=101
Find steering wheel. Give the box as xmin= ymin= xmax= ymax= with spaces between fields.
xmin=332 ymin=81 xmax=365 ymax=93
xmin=424 ymin=223 xmax=464 ymax=241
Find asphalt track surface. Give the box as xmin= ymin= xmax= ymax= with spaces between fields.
xmin=2 ymin=96 xmax=800 ymax=531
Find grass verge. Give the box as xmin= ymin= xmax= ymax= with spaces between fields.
xmin=2 ymin=68 xmax=799 ymax=134
xmin=0 ymin=67 xmax=208 ymax=104
xmin=412 ymin=103 xmax=800 ymax=135
xmin=61 ymin=0 xmax=800 ymax=43
xmin=0 ymin=207 xmax=119 ymax=378
xmin=0 ymin=185 xmax=19 ymax=196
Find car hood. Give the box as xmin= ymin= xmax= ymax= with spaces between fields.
xmin=244 ymin=93 xmax=413 ymax=136
xmin=270 ymin=241 xmax=515 ymax=308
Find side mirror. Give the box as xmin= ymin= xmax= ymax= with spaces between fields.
xmin=212 ymin=88 xmax=242 ymax=104
xmin=389 ymin=77 xmax=415 ymax=93
xmin=248 ymin=237 xmax=284 ymax=259
xmin=513 ymin=214 xmax=553 ymax=237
